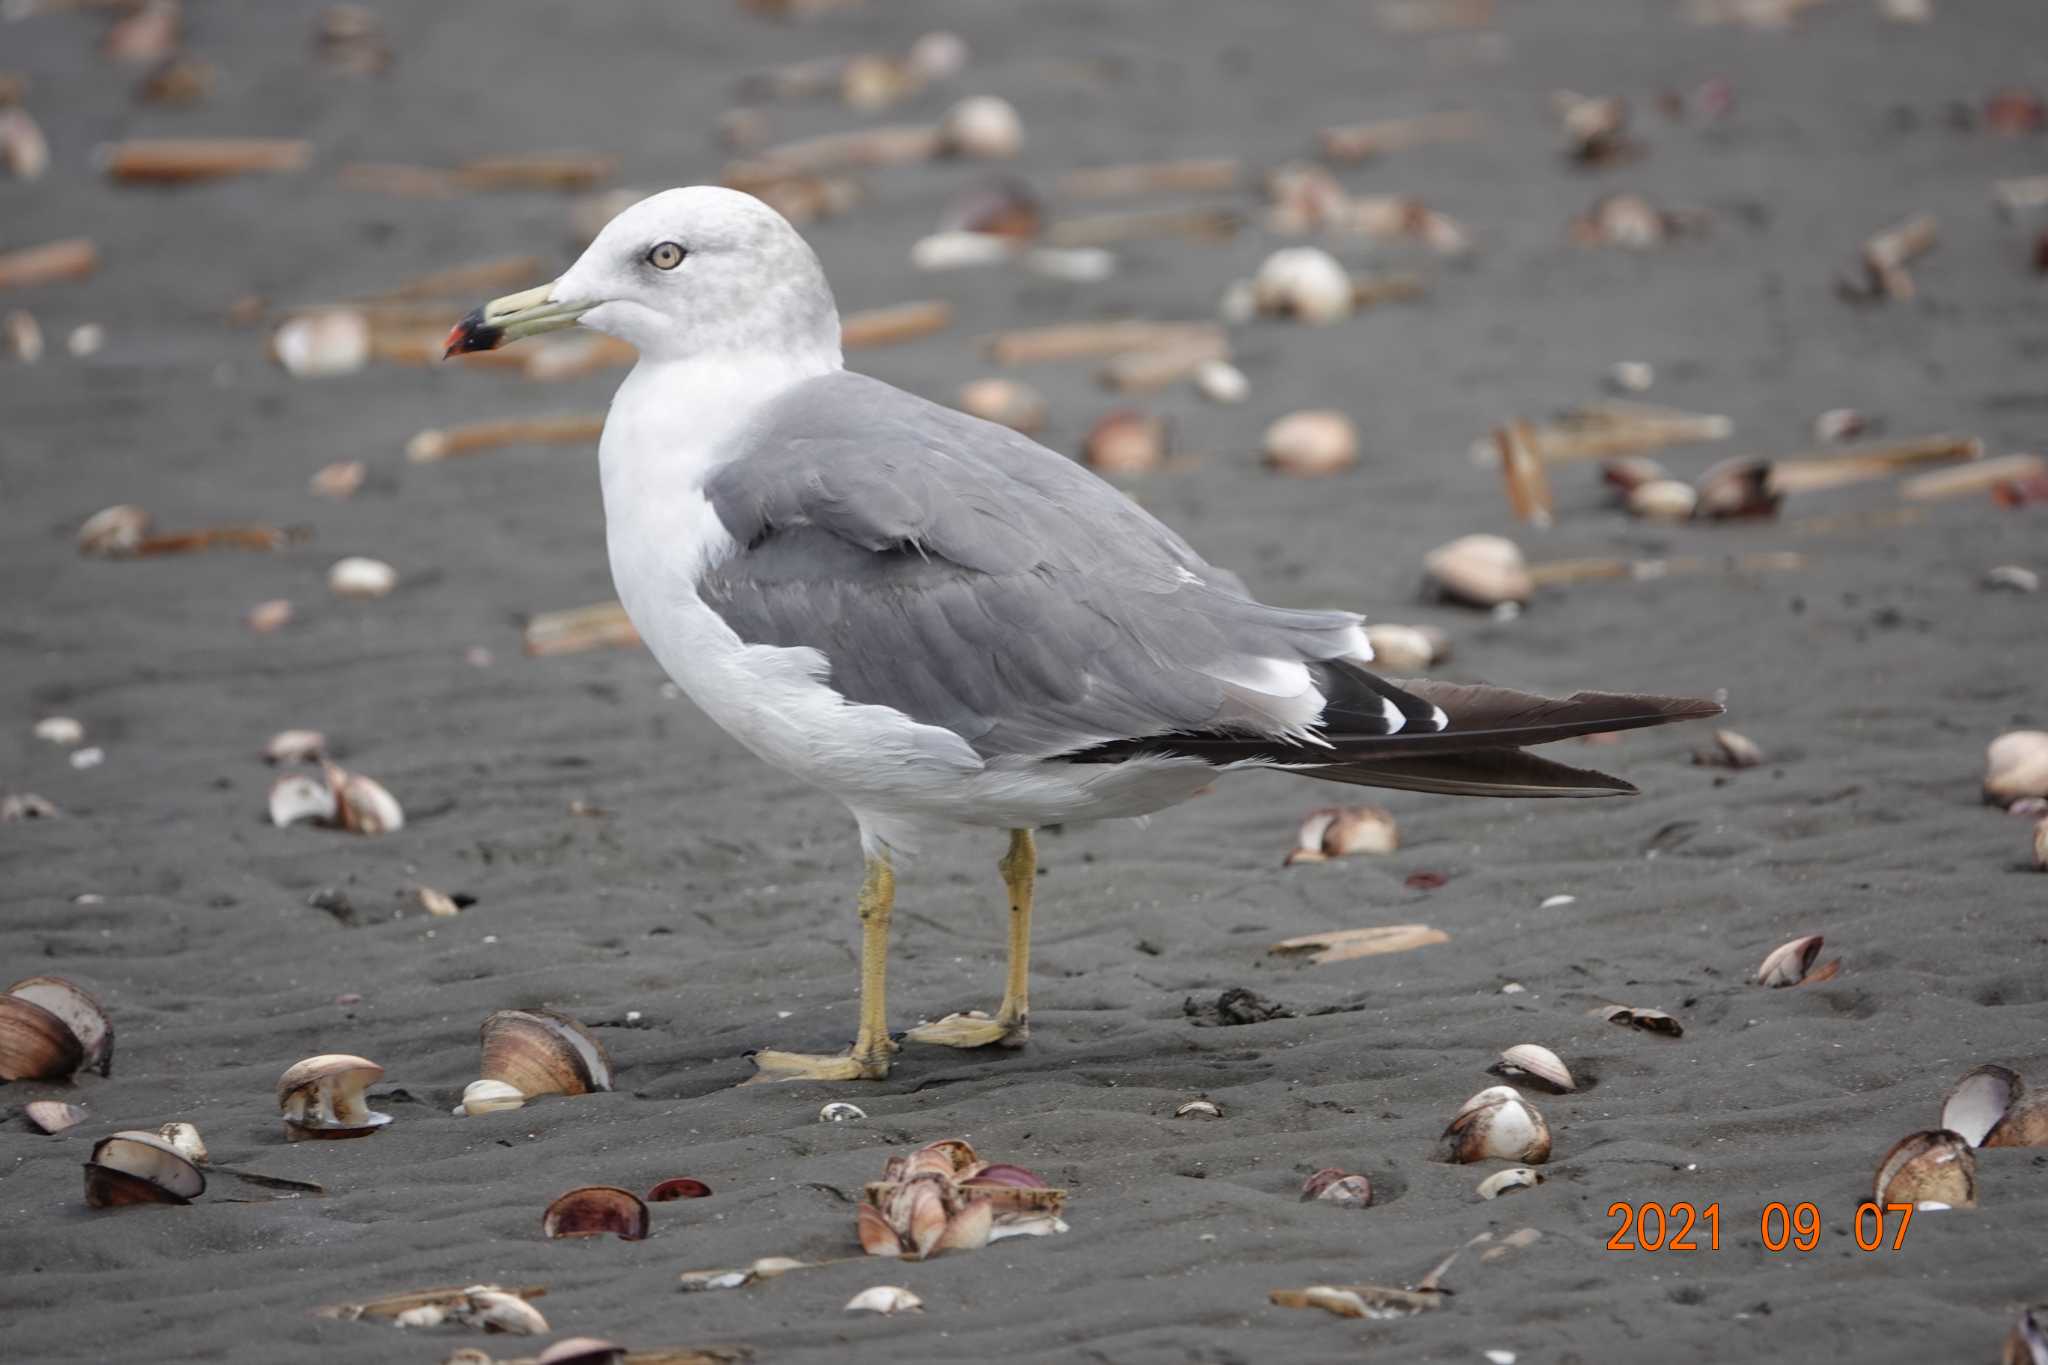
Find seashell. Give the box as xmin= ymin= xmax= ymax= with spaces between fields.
xmin=466 ymin=1289 xmax=549 ymax=1336
xmin=158 ymin=1121 xmax=207 ymax=1165
xmin=1986 ymin=565 xmax=2039 ymax=594
xmin=1941 ymin=1064 xmax=2021 ymax=1148
xmin=1 ymin=792 xmax=61 ymax=822
xmin=2036 ymin=816 xmax=2048 ymax=873
xmin=1600 ymin=454 xmax=1670 ymax=497
xmin=1083 ymin=410 xmax=1165 ymax=475
xmin=1984 ymin=1093 xmax=2048 ymax=1149
xmin=821 ymin=1100 xmax=867 ymax=1122
xmin=1608 ymin=361 xmax=1654 ymax=393
xmin=1593 ymin=1004 xmax=1683 ymax=1037
xmin=1 ymin=108 xmax=48 ymax=181
xmin=69 ymin=746 xmax=104 ymax=770
xmin=961 ymin=1163 xmax=1047 ymax=1190
xmin=245 ymin=598 xmax=294 ymax=633
xmin=1812 ymin=408 xmax=1867 ymax=443
xmin=911 ymin=230 xmax=1016 ymax=271
xmin=264 ymin=729 xmax=326 ymax=764
xmin=330 ymin=764 xmax=404 ymax=834
xmin=1218 ymin=277 xmax=1258 ymax=324
xmin=78 ymin=504 xmax=151 ymax=557
xmin=1263 ymin=409 xmax=1357 ymax=477
xmin=1285 ymin=805 xmax=1397 ymax=865
xmin=1497 ymin=1044 xmax=1575 ymax=1092
xmin=846 ymin=1285 xmax=924 ymax=1315
xmin=328 ymin=556 xmax=397 ymax=599
xmin=1300 ymin=1167 xmax=1373 ymax=1208
xmin=1174 ymin=1099 xmax=1222 ymax=1120
xmin=958 ymin=377 xmax=1046 ymax=434
xmin=1756 ymin=934 xmax=1825 ymax=987
xmin=1363 ymin=623 xmax=1446 ymax=674
xmin=395 ymin=1305 xmax=447 ymax=1330
xmin=272 ymin=310 xmax=369 ymax=378
xmin=1985 ymin=731 xmax=2048 ymax=807
xmin=1195 ymin=359 xmax=1248 ymax=404
xmin=1424 ymin=534 xmax=1532 ymax=607
xmin=26 ymin=1100 xmax=87 ymax=1134
xmin=104 ymin=0 xmax=179 ymax=64
xmin=2006 ymin=1309 xmax=2048 ymax=1365
xmin=1477 ymin=1166 xmax=1542 ymax=1199
xmin=1695 ymin=729 xmax=1763 ymax=769
xmin=469 ymin=1008 xmax=613 ymax=1111
xmin=939 ymin=96 xmax=1022 ymax=158
xmin=269 ymin=772 xmax=338 ymax=828
xmin=5 ymin=308 xmax=44 ymax=363
xmin=1252 ymin=246 xmax=1353 ymax=324
xmin=648 ymin=1176 xmax=713 ymax=1201
xmin=33 ymin=716 xmax=84 ymax=746
xmin=456 ymin=1078 xmax=526 ymax=1116
xmin=1872 ymin=1129 xmax=1976 ymax=1208
xmin=939 ymin=177 xmax=1041 ymax=240
xmin=7 ymin=975 xmax=114 ymax=1076
xmin=1439 ymin=1089 xmax=1551 ymax=1164
xmin=310 ymin=460 xmax=366 ymax=499
xmin=84 ymin=1130 xmax=205 ymax=1208
xmin=1627 ymin=478 xmax=1697 ymax=521
xmin=542 ymin=1185 xmax=650 ymax=1240
xmin=1023 ymin=245 xmax=1114 ymax=282
xmin=1694 ymin=456 xmax=1780 ymax=520
xmin=277 ymin=1053 xmax=392 ymax=1140
xmin=0 ymin=995 xmax=86 ymax=1082
xmin=537 ymin=1339 xmax=627 ymax=1365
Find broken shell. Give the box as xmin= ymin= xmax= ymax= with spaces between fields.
xmin=1439 ymin=1089 xmax=1551 ymax=1164
xmin=1263 ymin=410 xmax=1357 ymax=477
xmin=1301 ymin=1168 xmax=1373 ymax=1208
xmin=26 ymin=1100 xmax=86 ymax=1134
xmin=310 ymin=460 xmax=366 ymax=498
xmin=1497 ymin=1044 xmax=1575 ymax=1093
xmin=537 ymin=1339 xmax=627 ymax=1365
xmin=277 ymin=1053 xmax=392 ymax=1140
xmin=939 ymin=96 xmax=1022 ymax=158
xmin=1626 ymin=478 xmax=1698 ymax=521
xmin=1477 ymin=1166 xmax=1543 ymax=1199
xmin=1424 ymin=534 xmax=1532 ymax=607
xmin=1174 ymin=1099 xmax=1223 ymax=1120
xmin=1943 ymin=1065 xmax=2022 ymax=1147
xmin=264 ymin=729 xmax=327 ymax=764
xmin=542 ymin=1185 xmax=650 ymax=1240
xmin=1252 ymin=246 xmax=1353 ymax=324
xmin=1872 ymin=1129 xmax=1976 ymax=1208
xmin=1756 ymin=934 xmax=1825 ymax=987
xmin=821 ymin=1100 xmax=867 ymax=1122
xmin=912 ymin=230 xmax=1016 ymax=270
xmin=1696 ymin=728 xmax=1763 ymax=769
xmin=846 ymin=1285 xmax=924 ymax=1314
xmin=1813 ymin=408 xmax=1867 ymax=443
xmin=273 ymin=310 xmax=370 ymax=378
xmin=1195 ymin=359 xmax=1248 ymax=404
xmin=648 ymin=1176 xmax=712 ymax=1201
xmin=1985 ymin=731 xmax=2048 ymax=807
xmin=331 ymin=765 xmax=404 ymax=834
xmin=466 ymin=1289 xmax=549 ymax=1336
xmin=1084 ymin=410 xmax=1165 ymax=475
xmin=1984 ymin=1094 xmax=2048 ymax=1149
xmin=456 ymin=1078 xmax=526 ymax=1116
xmin=1986 ymin=566 xmax=2040 ymax=594
xmin=416 ymin=886 xmax=461 ymax=917
xmin=7 ymin=975 xmax=113 ymax=1076
xmin=1593 ymin=1004 xmax=1683 ymax=1037
xmin=1608 ymin=361 xmax=1654 ymax=393
xmin=158 ymin=1121 xmax=207 ymax=1165
xmin=84 ymin=1130 xmax=205 ymax=1208
xmin=269 ymin=772 xmax=338 ymax=828
xmin=246 ymin=599 xmax=294 ymax=633
xmin=33 ymin=716 xmax=84 ymax=746
xmin=1363 ymin=623 xmax=1446 ymax=674
xmin=328 ymin=556 xmax=398 ymax=599
xmin=958 ymin=377 xmax=1045 ymax=434
xmin=1694 ymin=456 xmax=1780 ymax=520
xmin=1286 ymin=805 xmax=1398 ymax=864
xmin=471 ymin=1008 xmax=613 ymax=1109
xmin=78 ymin=504 xmax=151 ymax=557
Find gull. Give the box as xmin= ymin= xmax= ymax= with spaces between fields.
xmin=445 ymin=187 xmax=1719 ymax=1083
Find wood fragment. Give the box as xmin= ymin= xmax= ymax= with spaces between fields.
xmin=0 ymin=239 xmax=97 ymax=289
xmin=129 ymin=526 xmax=296 ymax=556
xmin=1044 ymin=206 xmax=1241 ymax=248
xmin=1494 ymin=422 xmax=1554 ymax=526
xmin=1318 ymin=110 xmax=1483 ymax=162
xmin=1058 ymin=158 xmax=1241 ymax=198
xmin=1526 ymin=550 xmax=1805 ymax=587
xmin=335 ymin=162 xmax=458 ymax=197
xmin=407 ymin=414 xmax=605 ymax=462
xmin=1269 ymin=924 xmax=1449 ymax=964
xmin=1763 ymin=434 xmax=1981 ymax=494
xmin=724 ymin=125 xmax=941 ymax=186
xmin=453 ymin=152 xmax=618 ymax=191
xmin=1900 ymin=451 xmax=2047 ymax=502
xmin=1848 ymin=213 xmax=1938 ymax=300
xmin=1519 ymin=402 xmax=1733 ymax=462
xmin=314 ymin=1283 xmax=549 ymax=1322
xmin=524 ymin=601 xmax=640 ymax=657
xmin=984 ymin=320 xmax=1223 ymax=365
xmin=1097 ymin=334 xmax=1230 ymax=393
xmin=841 ymin=299 xmax=950 ymax=349
xmin=101 ymin=138 xmax=312 ymax=183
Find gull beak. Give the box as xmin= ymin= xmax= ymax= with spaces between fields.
xmin=443 ymin=282 xmax=589 ymax=358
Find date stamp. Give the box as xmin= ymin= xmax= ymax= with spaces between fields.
xmin=1604 ymin=1201 xmax=1917 ymax=1252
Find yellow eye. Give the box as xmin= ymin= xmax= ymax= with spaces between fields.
xmin=647 ymin=241 xmax=685 ymax=270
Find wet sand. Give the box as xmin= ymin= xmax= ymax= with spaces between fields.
xmin=3 ymin=2 xmax=2047 ymax=1362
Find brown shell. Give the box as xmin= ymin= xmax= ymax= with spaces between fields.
xmin=542 ymin=1185 xmax=648 ymax=1240
xmin=84 ymin=1130 xmax=205 ymax=1206
xmin=1301 ymin=1168 xmax=1373 ymax=1207
xmin=0 ymin=993 xmax=85 ymax=1082
xmin=647 ymin=1176 xmax=713 ymax=1201
xmin=84 ymin=1163 xmax=191 ymax=1208
xmin=1873 ymin=1129 xmax=1977 ymax=1207
xmin=6 ymin=976 xmax=113 ymax=1076
xmin=1438 ymin=1096 xmax=1552 ymax=1165
xmin=479 ymin=1009 xmax=612 ymax=1099
xmin=1983 ymin=1093 xmax=2048 ymax=1149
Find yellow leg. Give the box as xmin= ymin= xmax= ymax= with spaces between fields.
xmin=749 ymin=854 xmax=899 ymax=1083
xmin=905 ymin=829 xmax=1035 ymax=1050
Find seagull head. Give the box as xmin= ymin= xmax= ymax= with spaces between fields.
xmin=443 ymin=186 xmax=841 ymax=365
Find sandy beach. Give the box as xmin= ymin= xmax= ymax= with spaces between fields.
xmin=3 ymin=1 xmax=2046 ymax=1362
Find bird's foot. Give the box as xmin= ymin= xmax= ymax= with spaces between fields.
xmin=903 ymin=1009 xmax=1028 ymax=1050
xmin=745 ymin=1042 xmax=895 ymax=1084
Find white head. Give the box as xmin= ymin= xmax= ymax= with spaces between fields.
xmin=445 ymin=186 xmax=842 ymax=368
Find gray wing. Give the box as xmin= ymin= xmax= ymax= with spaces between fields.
xmin=697 ymin=371 xmax=1366 ymax=760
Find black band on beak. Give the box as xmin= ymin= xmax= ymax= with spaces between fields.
xmin=443 ymin=308 xmax=505 ymax=358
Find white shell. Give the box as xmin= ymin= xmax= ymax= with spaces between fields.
xmin=1756 ymin=934 xmax=1822 ymax=987
xmin=33 ymin=716 xmax=84 ymax=746
xmin=940 ymin=96 xmax=1022 ymax=158
xmin=273 ymin=310 xmax=369 ymax=378
xmin=845 ymin=1285 xmax=923 ymax=1314
xmin=1499 ymin=1043 xmax=1575 ymax=1092
xmin=1362 ymin=623 xmax=1440 ymax=673
xmin=1457 ymin=1085 xmax=1522 ymax=1118
xmin=1263 ymin=409 xmax=1358 ymax=476
xmin=1477 ymin=1167 xmax=1542 ymax=1199
xmin=328 ymin=556 xmax=398 ymax=599
xmin=268 ymin=772 xmax=338 ymax=828
xmin=264 ymin=729 xmax=326 ymax=764
xmin=1424 ymin=534 xmax=1532 ymax=607
xmin=1025 ymin=246 xmax=1115 ymax=282
xmin=1985 ymin=731 xmax=2048 ymax=805
xmin=334 ymin=769 xmax=404 ymax=834
xmin=1252 ymin=246 xmax=1352 ymax=324
xmin=457 ymin=1078 xmax=527 ymax=1116
xmin=1195 ymin=359 xmax=1248 ymax=404
xmin=911 ymin=230 xmax=1014 ymax=271
xmin=1627 ymin=479 xmax=1698 ymax=521
xmin=820 ymin=1101 xmax=867 ymax=1123
xmin=158 ymin=1121 xmax=207 ymax=1164
xmin=467 ymin=1290 xmax=548 ymax=1336
xmin=907 ymin=31 xmax=969 ymax=80
xmin=1174 ymin=1099 xmax=1223 ymax=1119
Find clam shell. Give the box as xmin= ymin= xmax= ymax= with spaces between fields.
xmin=467 ymin=1289 xmax=549 ymax=1336
xmin=84 ymin=1129 xmax=205 ymax=1206
xmin=1083 ymin=410 xmax=1165 ymax=475
xmin=456 ymin=1078 xmax=526 ymax=1116
xmin=1477 ymin=1166 xmax=1542 ymax=1199
xmin=330 ymin=764 xmax=403 ymax=834
xmin=536 ymin=1339 xmax=626 ymax=1365
xmin=1263 ymin=409 xmax=1358 ymax=477
xmin=1253 ymin=246 xmax=1352 ymax=324
xmin=1498 ymin=1043 xmax=1575 ymax=1092
xmin=158 ymin=1121 xmax=207 ymax=1165
xmin=1695 ymin=456 xmax=1780 ymax=519
xmin=1174 ymin=1099 xmax=1222 ymax=1120
xmin=1942 ymin=1064 xmax=2022 ymax=1147
xmin=0 ymin=993 xmax=86 ymax=1082
xmin=647 ymin=1176 xmax=713 ymax=1201
xmin=268 ymin=772 xmax=338 ymax=828
xmin=1439 ymin=1093 xmax=1551 ymax=1164
xmin=845 ymin=1285 xmax=923 ymax=1314
xmin=1627 ymin=478 xmax=1698 ymax=521
xmin=1983 ymin=1093 xmax=2048 ymax=1149
xmin=277 ymin=1053 xmax=391 ymax=1139
xmin=25 ymin=1100 xmax=87 ymax=1134
xmin=1300 ymin=1167 xmax=1373 ymax=1208
xmin=77 ymin=504 xmax=150 ymax=556
xmin=542 ymin=1185 xmax=649 ymax=1240
xmin=1756 ymin=934 xmax=1824 ymax=987
xmin=1424 ymin=534 xmax=1532 ymax=607
xmin=1987 ymin=731 xmax=2048 ymax=806
xmin=939 ymin=96 xmax=1022 ymax=158
xmin=7 ymin=975 xmax=113 ymax=1076
xmin=478 ymin=1008 xmax=613 ymax=1099
xmin=1455 ymin=1084 xmax=1522 ymax=1119
xmin=1873 ymin=1129 xmax=1976 ymax=1208
xmin=1362 ymin=623 xmax=1444 ymax=674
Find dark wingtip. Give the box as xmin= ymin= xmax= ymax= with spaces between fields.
xmin=442 ymin=307 xmax=503 ymax=359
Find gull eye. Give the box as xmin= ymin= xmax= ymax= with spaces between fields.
xmin=647 ymin=241 xmax=686 ymax=271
